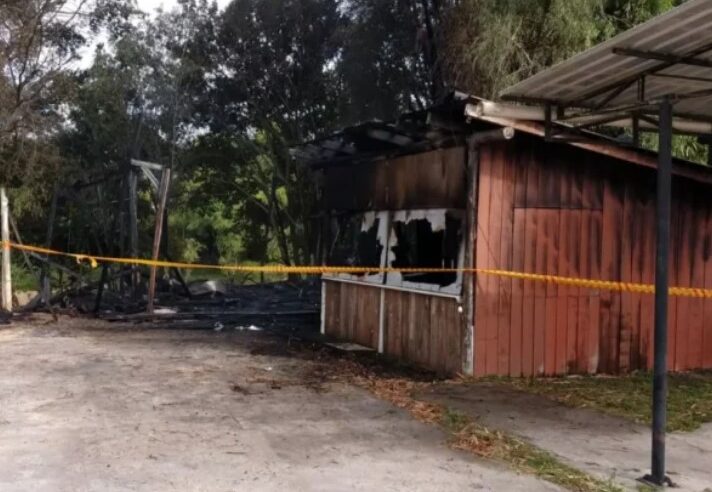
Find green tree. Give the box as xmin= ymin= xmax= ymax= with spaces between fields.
xmin=337 ymin=0 xmax=441 ymax=123
xmin=0 ymin=0 xmax=133 ymax=188
xmin=184 ymin=0 xmax=345 ymax=266
xmin=441 ymin=0 xmax=605 ymax=98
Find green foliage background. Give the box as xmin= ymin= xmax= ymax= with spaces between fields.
xmin=3 ymin=0 xmax=705 ymax=286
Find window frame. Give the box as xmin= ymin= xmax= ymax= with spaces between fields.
xmin=324 ymin=208 xmax=465 ymax=297
xmin=383 ymin=209 xmax=465 ymax=296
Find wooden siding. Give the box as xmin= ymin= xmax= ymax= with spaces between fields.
xmin=322 ymin=146 xmax=466 ymax=211
xmin=323 ymin=280 xmax=464 ymax=374
xmin=323 ymin=280 xmax=380 ymax=348
xmin=475 ymin=136 xmax=712 ymax=376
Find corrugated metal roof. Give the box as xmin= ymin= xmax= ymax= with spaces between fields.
xmin=501 ymin=0 xmax=712 ymax=123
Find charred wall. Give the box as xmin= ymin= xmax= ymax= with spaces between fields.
xmin=321 ymin=146 xmax=466 ymax=212
xmin=320 ymin=145 xmax=469 ymax=375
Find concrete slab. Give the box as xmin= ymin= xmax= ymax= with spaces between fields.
xmin=419 ymin=382 xmax=712 ymax=491
xmin=0 ymin=320 xmax=559 ymax=492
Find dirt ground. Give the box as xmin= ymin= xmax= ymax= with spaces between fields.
xmin=0 ymin=316 xmax=558 ymax=492
xmin=419 ymin=382 xmax=712 ymax=492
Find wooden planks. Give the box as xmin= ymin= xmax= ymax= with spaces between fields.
xmin=323 ymin=132 xmax=712 ymax=378
xmin=473 ymin=134 xmax=712 ymax=376
xmin=687 ymin=194 xmax=705 ymax=370
xmin=497 ymin=144 xmax=515 ymax=376
xmin=382 ymin=289 xmax=464 ymax=374
xmin=324 ymin=281 xmax=379 ymax=348
xmin=475 ymin=144 xmax=494 ymax=375
xmin=476 ymin=137 xmax=608 ymax=376
xmin=703 ymin=201 xmax=712 ymax=370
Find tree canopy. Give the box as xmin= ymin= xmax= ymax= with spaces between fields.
xmin=0 ymin=0 xmax=699 ymax=273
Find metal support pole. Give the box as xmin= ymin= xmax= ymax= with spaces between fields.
xmin=645 ymin=97 xmax=673 ymax=487
xmin=0 ymin=187 xmax=11 ymax=312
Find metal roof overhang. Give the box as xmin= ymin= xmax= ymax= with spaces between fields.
xmin=499 ymin=3 xmax=712 ymax=486
xmin=500 ymin=0 xmax=712 ymax=133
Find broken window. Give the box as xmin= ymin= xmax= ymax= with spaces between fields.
xmin=325 ymin=209 xmax=464 ymax=295
xmin=386 ymin=210 xmax=464 ymax=294
xmin=327 ymin=212 xmax=388 ymax=282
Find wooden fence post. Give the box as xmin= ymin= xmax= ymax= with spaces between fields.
xmin=41 ymin=186 xmax=58 ymax=306
xmin=1 ymin=187 xmax=12 ymax=312
xmin=128 ymin=168 xmax=139 ymax=296
xmin=146 ymin=168 xmax=171 ymax=314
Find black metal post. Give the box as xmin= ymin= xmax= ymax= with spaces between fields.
xmin=647 ymin=97 xmax=673 ymax=487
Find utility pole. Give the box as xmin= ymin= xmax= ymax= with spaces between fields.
xmin=1 ymin=187 xmax=12 ymax=312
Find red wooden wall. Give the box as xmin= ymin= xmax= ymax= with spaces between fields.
xmin=475 ymin=136 xmax=712 ymax=376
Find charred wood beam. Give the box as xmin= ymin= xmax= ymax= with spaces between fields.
xmin=28 ymin=252 xmax=86 ymax=281
xmin=101 ymin=309 xmax=319 ymax=322
xmin=165 ymin=254 xmax=191 ymax=299
xmin=93 ymin=264 xmax=110 ymax=314
xmin=308 ymin=135 xmax=466 ymax=169
xmin=67 ymin=171 xmax=123 ymax=192
xmin=8 ymin=212 xmax=35 ymax=274
xmin=130 ymin=159 xmax=164 ymax=171
xmin=320 ymin=139 xmax=356 ymax=155
xmin=41 ymin=187 xmax=58 ymax=305
xmin=139 ymin=166 xmax=160 ymax=192
xmin=370 ymin=121 xmax=424 ymax=140
xmin=147 ymin=168 xmax=171 ymax=314
xmin=367 ymin=129 xmax=413 ymax=146
xmin=128 ymin=168 xmax=139 ymax=296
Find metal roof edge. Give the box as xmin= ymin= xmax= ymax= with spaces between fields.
xmin=471 ymin=113 xmax=712 ymax=185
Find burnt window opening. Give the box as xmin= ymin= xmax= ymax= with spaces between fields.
xmin=390 ymin=213 xmax=462 ymax=287
xmin=328 ymin=214 xmax=384 ymax=276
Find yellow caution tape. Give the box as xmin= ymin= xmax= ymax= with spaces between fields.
xmin=3 ymin=240 xmax=712 ymax=298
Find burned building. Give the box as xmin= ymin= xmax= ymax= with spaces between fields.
xmin=295 ymin=93 xmax=712 ymax=377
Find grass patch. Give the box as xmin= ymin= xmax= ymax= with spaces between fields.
xmin=318 ymin=357 xmax=625 ymax=491
xmin=441 ymin=408 xmax=623 ymax=492
xmin=500 ymin=372 xmax=712 ymax=432
xmin=11 ymin=260 xmax=38 ymax=292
